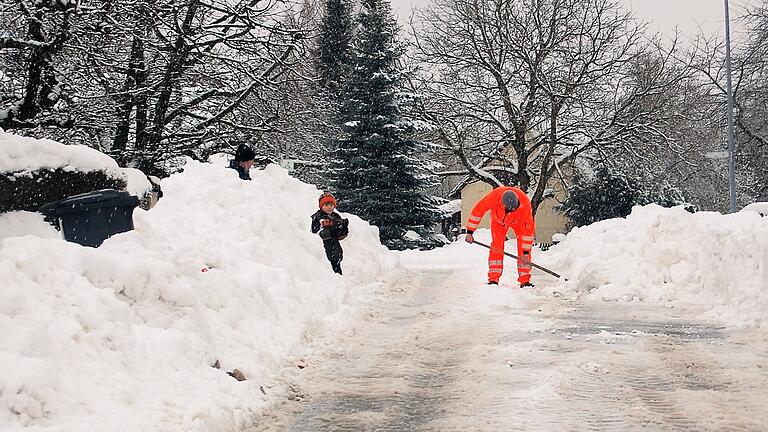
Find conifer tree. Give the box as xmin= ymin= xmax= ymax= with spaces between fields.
xmin=560 ymin=166 xmax=688 ymax=227
xmin=316 ymin=0 xmax=354 ymax=94
xmin=330 ymin=0 xmax=441 ymax=250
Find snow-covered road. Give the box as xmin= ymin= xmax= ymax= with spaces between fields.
xmin=254 ymin=265 xmax=768 ymax=431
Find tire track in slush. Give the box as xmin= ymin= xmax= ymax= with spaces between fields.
xmin=252 ymin=269 xmax=768 ymax=431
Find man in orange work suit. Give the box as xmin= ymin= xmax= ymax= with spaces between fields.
xmin=464 ymin=186 xmax=536 ymax=287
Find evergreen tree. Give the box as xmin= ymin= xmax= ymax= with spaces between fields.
xmin=316 ymin=0 xmax=354 ymax=94
xmin=560 ymin=166 xmax=688 ymax=227
xmin=330 ymin=0 xmax=441 ymax=250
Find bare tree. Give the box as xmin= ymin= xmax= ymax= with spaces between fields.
xmin=0 ymin=0 xmax=89 ymax=129
xmin=2 ymin=0 xmax=314 ymax=176
xmin=411 ymin=0 xmax=691 ymax=213
xmin=90 ymin=0 xmax=308 ymax=175
xmin=689 ymin=0 xmax=768 ymax=202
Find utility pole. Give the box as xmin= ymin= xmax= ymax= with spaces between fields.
xmin=724 ymin=0 xmax=738 ymax=212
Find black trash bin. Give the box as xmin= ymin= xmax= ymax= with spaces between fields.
xmin=40 ymin=189 xmax=140 ymax=247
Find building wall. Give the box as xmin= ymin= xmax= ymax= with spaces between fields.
xmin=534 ymin=195 xmax=570 ymax=243
xmin=460 ymin=181 xmax=571 ymax=243
xmin=460 ymin=181 xmax=494 ymax=230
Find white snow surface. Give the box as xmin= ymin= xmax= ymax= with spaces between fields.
xmin=0 ymin=211 xmax=60 ymax=243
xmin=121 ymin=167 xmax=153 ymax=197
xmin=402 ymin=205 xmax=768 ymax=328
xmin=0 ymin=161 xmax=397 ymax=431
xmin=4 ymin=157 xmax=768 ymax=431
xmin=0 ymin=130 xmax=122 ymax=179
xmin=538 ymin=205 xmax=768 ymax=327
xmin=740 ymin=202 xmax=768 ymax=216
xmin=438 ymin=199 xmax=461 ymax=215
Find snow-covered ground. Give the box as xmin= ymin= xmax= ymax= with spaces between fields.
xmin=0 ymin=160 xmax=396 ymax=431
xmin=403 ymin=209 xmax=767 ymax=329
xmin=539 ymin=205 xmax=768 ymax=327
xmin=254 ymin=254 xmax=768 ymax=431
xmin=2 ymin=131 xmax=767 ymax=431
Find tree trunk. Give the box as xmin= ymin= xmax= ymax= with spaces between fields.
xmin=17 ymin=11 xmax=46 ymax=121
xmin=112 ymin=34 xmax=148 ymax=165
xmin=134 ymin=35 xmax=148 ymax=152
xmin=530 ymin=102 xmax=561 ymax=215
xmin=142 ymin=0 xmax=200 ymax=154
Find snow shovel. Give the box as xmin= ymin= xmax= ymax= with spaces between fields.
xmin=473 ymin=240 xmax=567 ymax=280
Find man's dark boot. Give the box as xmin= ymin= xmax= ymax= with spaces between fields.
xmin=487 ymin=280 xmax=499 ymax=285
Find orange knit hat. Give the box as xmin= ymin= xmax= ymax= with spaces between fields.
xmin=318 ymin=192 xmax=337 ymax=208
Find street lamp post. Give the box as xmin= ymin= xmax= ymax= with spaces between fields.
xmin=724 ymin=0 xmax=738 ymax=212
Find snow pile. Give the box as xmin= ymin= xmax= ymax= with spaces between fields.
xmin=0 ymin=160 xmax=396 ymax=431
xmin=740 ymin=202 xmax=768 ymax=217
xmin=0 ymin=130 xmax=122 ymax=179
xmin=121 ymin=167 xmax=152 ymax=197
xmin=403 ymin=205 xmax=767 ymax=327
xmin=540 ymin=205 xmax=768 ymax=327
xmin=0 ymin=211 xmax=59 ymax=243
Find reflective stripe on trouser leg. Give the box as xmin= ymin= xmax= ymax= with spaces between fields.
xmin=516 ymin=239 xmax=532 ymax=284
xmin=488 ymin=222 xmax=508 ymax=282
xmin=488 ymin=259 xmax=503 ymax=281
xmin=517 ymin=261 xmax=532 ymax=284
xmin=512 ymin=229 xmax=534 ymax=284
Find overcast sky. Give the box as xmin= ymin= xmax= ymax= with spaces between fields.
xmin=390 ymin=0 xmax=759 ymax=40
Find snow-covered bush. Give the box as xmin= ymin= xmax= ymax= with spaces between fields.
xmin=559 ymin=166 xmax=688 ymax=227
xmin=0 ymin=131 xmax=126 ymax=213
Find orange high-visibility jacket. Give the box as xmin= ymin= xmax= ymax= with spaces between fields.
xmin=466 ymin=186 xmax=535 ymax=241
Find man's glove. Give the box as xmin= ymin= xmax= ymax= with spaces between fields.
xmin=465 ymin=232 xmax=474 ymax=243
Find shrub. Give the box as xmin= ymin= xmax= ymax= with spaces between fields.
xmin=560 ymin=166 xmax=687 ymax=227
xmin=0 ymin=168 xmax=126 ymax=213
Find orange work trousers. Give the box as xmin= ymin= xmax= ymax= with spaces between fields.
xmin=488 ymin=221 xmax=533 ymax=284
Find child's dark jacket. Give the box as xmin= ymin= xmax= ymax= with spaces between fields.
xmin=310 ymin=210 xmax=349 ymax=241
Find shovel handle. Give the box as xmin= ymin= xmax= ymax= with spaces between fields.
xmin=473 ymin=240 xmax=566 ymax=280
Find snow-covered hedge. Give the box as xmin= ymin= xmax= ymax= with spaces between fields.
xmin=0 ymin=160 xmax=397 ymax=431
xmin=0 ymin=131 xmax=126 ymax=213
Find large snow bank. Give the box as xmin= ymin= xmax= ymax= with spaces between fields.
xmin=402 ymin=205 xmax=767 ymax=328
xmin=540 ymin=205 xmax=768 ymax=327
xmin=0 ymin=160 xmax=396 ymax=431
xmin=0 ymin=130 xmax=122 ymax=179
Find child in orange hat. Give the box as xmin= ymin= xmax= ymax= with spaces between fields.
xmin=311 ymin=192 xmax=349 ymax=274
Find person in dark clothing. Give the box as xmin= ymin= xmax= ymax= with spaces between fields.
xmin=311 ymin=192 xmax=349 ymax=275
xmin=228 ymin=144 xmax=256 ymax=180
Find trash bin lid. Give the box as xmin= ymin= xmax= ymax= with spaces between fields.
xmin=40 ymin=189 xmax=139 ymax=215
